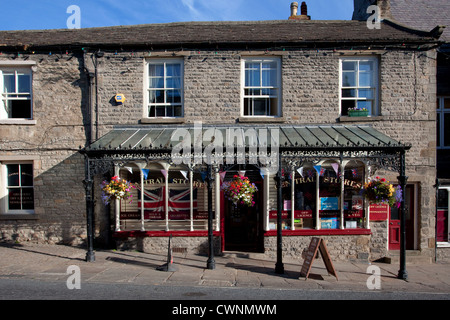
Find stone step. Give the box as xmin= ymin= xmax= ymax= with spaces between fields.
xmin=382 ymin=251 xmax=432 ymax=264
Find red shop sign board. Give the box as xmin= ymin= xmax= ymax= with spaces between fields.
xmin=369 ymin=204 xmax=389 ymax=221
xmin=269 ymin=210 xmax=313 ymax=219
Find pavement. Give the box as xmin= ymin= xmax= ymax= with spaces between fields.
xmin=0 ymin=242 xmax=449 ymax=298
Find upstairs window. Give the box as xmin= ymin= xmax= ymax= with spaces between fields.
xmin=146 ymin=59 xmax=183 ymax=118
xmin=242 ymin=57 xmax=281 ymax=117
xmin=340 ymin=57 xmax=379 ymax=116
xmin=437 ymin=96 xmax=450 ymax=149
xmin=0 ymin=67 xmax=32 ymax=119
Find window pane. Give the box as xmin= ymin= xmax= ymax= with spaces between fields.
xmin=359 ymin=61 xmax=374 ymax=72
xmin=445 ymin=98 xmax=450 ymax=109
xmin=166 ymin=64 xmax=181 ymax=77
xmin=357 ymin=100 xmax=372 ymax=112
xmin=3 ymin=73 xmax=15 ymax=93
xmin=437 ymin=113 xmax=441 ymax=147
xmin=166 ymin=77 xmax=181 ymax=89
xmin=21 ymin=164 xmax=33 ymax=186
xmin=342 ymin=89 xmax=356 ymax=97
xmin=245 ymin=68 xmax=260 ymax=87
xmin=243 ymin=98 xmax=250 ymax=115
xmin=269 ymin=97 xmax=278 ymax=116
xmin=166 ymin=106 xmax=173 ymax=117
xmin=342 ymin=71 xmax=356 ymax=87
xmin=359 ymin=72 xmax=373 ymax=87
xmin=149 ymin=106 xmax=156 ymax=117
xmin=149 ymin=64 xmax=164 ymax=77
xmin=342 ymin=61 xmax=356 ymax=71
xmin=359 ymin=88 xmax=374 ymax=99
xmin=8 ymin=189 xmax=21 ymax=210
xmin=438 ymin=189 xmax=448 ymax=209
xmin=7 ymin=164 xmax=20 ymax=186
xmin=149 ymin=77 xmax=164 ymax=89
xmin=341 ymin=100 xmax=355 ymax=115
xmin=18 ymin=74 xmax=31 ymax=93
xmin=444 ymin=113 xmax=450 ymax=147
xmin=253 ymin=98 xmax=266 ymax=115
xmin=22 ymin=188 xmax=34 ymax=210
xmin=156 ymin=106 xmax=166 ymax=117
xmin=174 ymin=106 xmax=182 ymax=117
xmin=262 ymin=62 xmax=277 ymax=87
xmin=149 ymin=90 xmax=164 ymax=104
xmin=167 ymin=89 xmax=181 ymax=104
xmin=9 ymin=100 xmax=32 ymax=119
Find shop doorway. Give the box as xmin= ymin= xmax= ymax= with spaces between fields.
xmin=389 ymin=184 xmax=416 ymax=250
xmin=223 ymin=167 xmax=264 ymax=252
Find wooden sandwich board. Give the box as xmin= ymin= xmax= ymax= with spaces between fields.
xmin=300 ymin=237 xmax=338 ymax=280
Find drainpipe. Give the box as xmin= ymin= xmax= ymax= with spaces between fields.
xmin=88 ymin=71 xmax=95 ymax=143
xmin=397 ymin=150 xmax=408 ymax=280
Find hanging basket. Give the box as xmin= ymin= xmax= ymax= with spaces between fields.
xmin=221 ymin=175 xmax=258 ymax=207
xmin=100 ymin=176 xmax=135 ymax=205
xmin=362 ymin=176 xmax=402 ymax=208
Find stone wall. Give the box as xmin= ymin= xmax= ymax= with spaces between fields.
xmin=264 ymin=234 xmax=371 ymax=261
xmin=0 ymin=53 xmax=89 ymax=245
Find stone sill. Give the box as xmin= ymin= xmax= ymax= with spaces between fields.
xmin=0 ymin=214 xmax=39 ymax=220
xmin=140 ymin=117 xmax=185 ymax=124
xmin=0 ymin=119 xmax=37 ymax=125
xmin=338 ymin=116 xmax=383 ymax=123
xmin=238 ymin=116 xmax=286 ymax=123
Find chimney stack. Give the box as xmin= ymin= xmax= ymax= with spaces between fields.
xmin=290 ymin=2 xmax=298 ymax=17
xmin=289 ymin=2 xmax=311 ymax=20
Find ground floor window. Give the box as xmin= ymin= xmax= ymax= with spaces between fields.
xmin=118 ymin=162 xmax=213 ymax=231
xmin=115 ymin=160 xmax=369 ymax=233
xmin=438 ymin=187 xmax=450 ymax=244
xmin=270 ymin=160 xmax=367 ymax=231
xmin=0 ymin=162 xmax=34 ymax=214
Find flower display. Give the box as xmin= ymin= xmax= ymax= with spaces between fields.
xmin=348 ymin=107 xmax=368 ymax=111
xmin=101 ymin=176 xmax=134 ymax=205
xmin=362 ymin=176 xmax=402 ymax=208
xmin=221 ymin=175 xmax=258 ymax=207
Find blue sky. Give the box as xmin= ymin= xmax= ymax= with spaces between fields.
xmin=0 ymin=0 xmax=354 ymax=31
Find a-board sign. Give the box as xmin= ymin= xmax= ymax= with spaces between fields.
xmin=300 ymin=237 xmax=338 ymax=280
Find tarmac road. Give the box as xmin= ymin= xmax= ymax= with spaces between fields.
xmin=0 ymin=277 xmax=449 ymax=301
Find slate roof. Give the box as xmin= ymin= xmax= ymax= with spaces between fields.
xmin=389 ymin=0 xmax=450 ymax=41
xmin=0 ymin=19 xmax=441 ymax=50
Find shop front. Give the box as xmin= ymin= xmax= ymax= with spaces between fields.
xmin=80 ymin=124 xmax=410 ymax=275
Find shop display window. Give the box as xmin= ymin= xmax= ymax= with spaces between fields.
xmin=118 ymin=163 xmax=211 ymax=231
xmin=268 ymin=160 xmax=367 ymax=231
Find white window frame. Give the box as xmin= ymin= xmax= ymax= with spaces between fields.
xmin=0 ymin=65 xmax=33 ymax=120
xmin=144 ymin=58 xmax=184 ymax=119
xmin=339 ymin=57 xmax=379 ymax=116
xmin=437 ymin=96 xmax=450 ymax=149
xmin=0 ymin=161 xmax=35 ymax=215
xmin=241 ymin=57 xmax=281 ymax=117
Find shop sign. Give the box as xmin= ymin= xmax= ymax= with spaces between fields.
xmin=320 ymin=197 xmax=339 ymax=210
xmin=369 ymin=204 xmax=389 ymax=221
xmin=120 ymin=210 xmax=209 ymax=220
xmin=269 ymin=210 xmax=313 ymax=219
xmin=344 ymin=210 xmax=363 ymax=218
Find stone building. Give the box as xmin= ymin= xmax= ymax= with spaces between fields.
xmin=0 ymin=3 xmax=443 ymax=267
xmin=353 ymin=0 xmax=450 ymax=261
